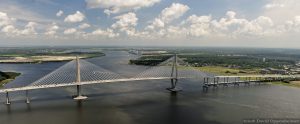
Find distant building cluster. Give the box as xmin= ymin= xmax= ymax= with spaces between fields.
xmin=260 ymin=66 xmax=300 ymax=75
xmin=260 ymin=68 xmax=288 ymax=75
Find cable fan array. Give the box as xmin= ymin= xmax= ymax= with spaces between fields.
xmin=28 ymin=59 xmax=125 ymax=87
xmin=133 ymin=56 xmax=210 ymax=79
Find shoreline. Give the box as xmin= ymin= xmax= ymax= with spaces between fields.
xmin=0 ymin=54 xmax=105 ymax=64
xmin=271 ymin=81 xmax=300 ymax=88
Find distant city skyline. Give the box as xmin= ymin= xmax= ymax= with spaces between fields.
xmin=0 ymin=0 xmax=300 ymax=48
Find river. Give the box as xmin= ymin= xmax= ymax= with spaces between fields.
xmin=0 ymin=51 xmax=300 ymax=124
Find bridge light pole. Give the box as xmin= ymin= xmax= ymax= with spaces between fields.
xmin=73 ymin=56 xmax=87 ymax=100
xmin=167 ymin=54 xmax=181 ymax=92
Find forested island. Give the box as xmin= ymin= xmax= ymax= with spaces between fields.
xmin=0 ymin=71 xmax=20 ymax=87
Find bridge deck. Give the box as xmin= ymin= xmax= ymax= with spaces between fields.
xmin=0 ymin=77 xmax=173 ymax=93
xmin=1 ymin=75 xmax=297 ymax=93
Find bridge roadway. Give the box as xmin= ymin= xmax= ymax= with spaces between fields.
xmin=1 ymin=74 xmax=299 ymax=93
xmin=0 ymin=77 xmax=174 ymax=93
xmin=0 ymin=74 xmax=299 ymax=105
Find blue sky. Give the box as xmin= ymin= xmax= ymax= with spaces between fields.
xmin=0 ymin=0 xmax=300 ymax=48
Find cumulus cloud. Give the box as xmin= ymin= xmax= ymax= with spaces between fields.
xmin=285 ymin=16 xmax=300 ymax=32
xmin=85 ymin=0 xmax=161 ymax=15
xmin=1 ymin=21 xmax=39 ymax=36
xmin=0 ymin=11 xmax=16 ymax=27
xmin=64 ymin=11 xmax=85 ymax=23
xmin=20 ymin=21 xmax=38 ymax=35
xmin=160 ymin=3 xmax=190 ymax=23
xmin=112 ymin=12 xmax=138 ymax=36
xmin=64 ymin=28 xmax=77 ymax=34
xmin=188 ymin=11 xmax=275 ymax=37
xmin=0 ymin=12 xmax=19 ymax=36
xmin=183 ymin=15 xmax=212 ymax=37
xmin=147 ymin=3 xmax=189 ymax=30
xmin=45 ymin=23 xmax=59 ymax=36
xmin=78 ymin=23 xmax=91 ymax=29
xmin=90 ymin=28 xmax=119 ymax=38
xmin=1 ymin=25 xmax=18 ymax=34
xmin=56 ymin=10 xmax=64 ymax=17
xmin=143 ymin=10 xmax=279 ymax=39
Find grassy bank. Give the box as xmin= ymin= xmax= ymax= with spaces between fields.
xmin=197 ymin=66 xmax=260 ymax=76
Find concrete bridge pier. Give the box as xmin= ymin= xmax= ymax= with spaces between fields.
xmin=6 ymin=92 xmax=10 ymax=105
xmin=202 ymin=77 xmax=209 ymax=91
xmin=167 ymin=78 xmax=181 ymax=92
xmin=234 ymin=77 xmax=239 ymax=86
xmin=222 ymin=77 xmax=228 ymax=87
xmin=213 ymin=77 xmax=218 ymax=88
xmin=244 ymin=77 xmax=251 ymax=86
xmin=25 ymin=90 xmax=30 ymax=104
xmin=74 ymin=85 xmax=87 ymax=100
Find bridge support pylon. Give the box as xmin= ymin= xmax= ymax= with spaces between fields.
xmin=167 ymin=54 xmax=182 ymax=92
xmin=73 ymin=56 xmax=87 ymax=100
xmin=74 ymin=85 xmax=87 ymax=100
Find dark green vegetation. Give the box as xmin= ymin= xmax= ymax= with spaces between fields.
xmin=129 ymin=55 xmax=172 ymax=66
xmin=130 ymin=54 xmax=293 ymax=69
xmin=0 ymin=71 xmax=20 ymax=87
xmin=181 ymin=54 xmax=293 ymax=69
xmin=129 ymin=48 xmax=300 ymax=69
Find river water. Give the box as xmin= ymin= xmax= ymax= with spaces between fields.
xmin=0 ymin=51 xmax=300 ymax=124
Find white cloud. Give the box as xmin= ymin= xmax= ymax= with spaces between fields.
xmin=85 ymin=0 xmax=161 ymax=15
xmin=264 ymin=3 xmax=285 ymax=9
xmin=56 ymin=10 xmax=63 ymax=17
xmin=144 ymin=11 xmax=278 ymax=39
xmin=78 ymin=23 xmax=91 ymax=29
xmin=45 ymin=23 xmax=59 ymax=36
xmin=64 ymin=28 xmax=77 ymax=34
xmin=1 ymin=25 xmax=18 ymax=34
xmin=90 ymin=28 xmax=119 ymax=38
xmin=183 ymin=15 xmax=212 ymax=37
xmin=285 ymin=16 xmax=300 ymax=32
xmin=112 ymin=12 xmax=138 ymax=36
xmin=64 ymin=11 xmax=85 ymax=23
xmin=1 ymin=21 xmax=39 ymax=36
xmin=160 ymin=3 xmax=190 ymax=23
xmin=147 ymin=3 xmax=189 ymax=30
xmin=0 ymin=11 xmax=16 ymax=27
xmin=21 ymin=21 xmax=38 ymax=35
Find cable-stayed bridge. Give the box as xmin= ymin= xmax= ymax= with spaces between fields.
xmin=0 ymin=55 xmax=298 ymax=104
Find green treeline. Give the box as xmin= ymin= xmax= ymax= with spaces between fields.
xmin=130 ymin=54 xmax=294 ymax=69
